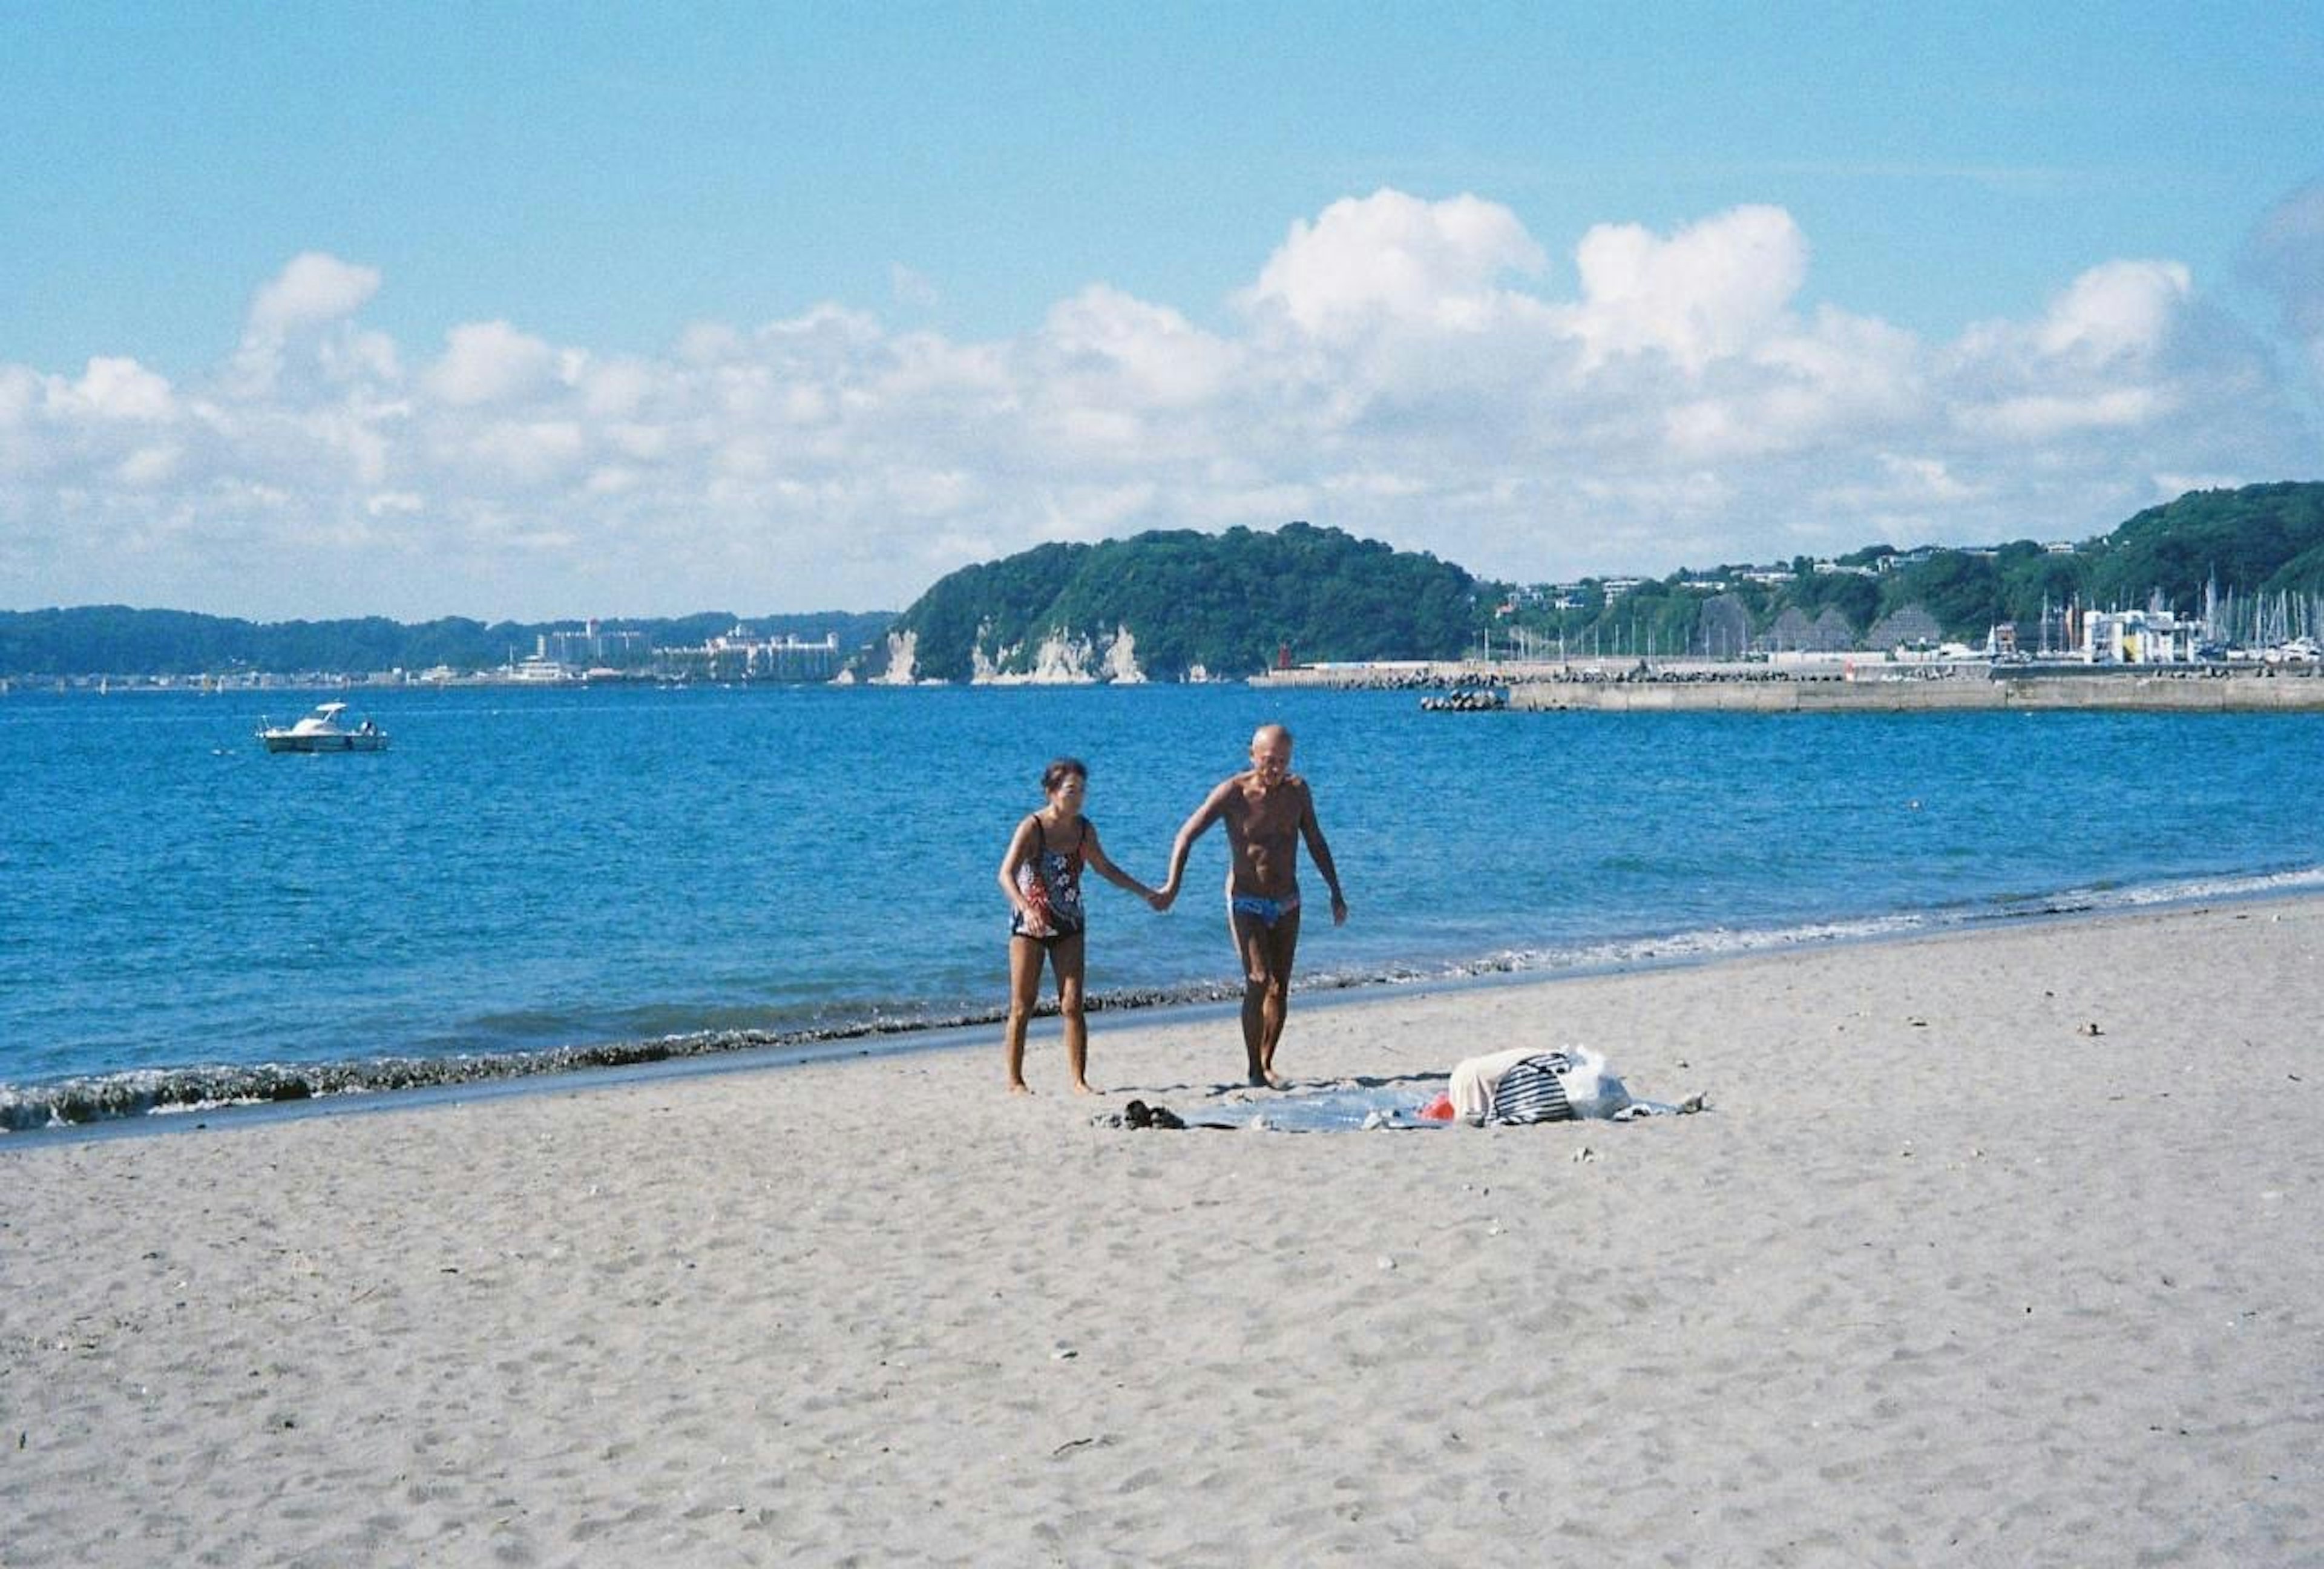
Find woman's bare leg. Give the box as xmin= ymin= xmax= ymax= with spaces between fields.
xmin=1003 ymin=935 xmax=1045 ymax=1093
xmin=1052 ymin=931 xmax=1092 ymax=1093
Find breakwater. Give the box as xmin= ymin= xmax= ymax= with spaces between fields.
xmin=1255 ymin=661 xmax=2324 ymax=712
xmin=1518 ymin=671 xmax=2324 ymax=712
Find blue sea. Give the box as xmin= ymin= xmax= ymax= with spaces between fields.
xmin=4 ymin=683 xmax=2320 ymax=1130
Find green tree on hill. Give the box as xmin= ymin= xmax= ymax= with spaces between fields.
xmin=884 ymin=521 xmax=1485 ymax=680
xmin=2085 ymin=482 xmax=2324 ymax=605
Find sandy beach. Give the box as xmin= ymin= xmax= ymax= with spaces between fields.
xmin=4 ymin=898 xmax=2321 ymax=1567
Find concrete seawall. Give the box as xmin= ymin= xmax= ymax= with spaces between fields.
xmin=1254 ymin=662 xmax=2324 ymax=712
xmin=1510 ymin=674 xmax=2324 ymax=712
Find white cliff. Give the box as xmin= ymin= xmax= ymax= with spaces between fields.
xmin=872 ymin=629 xmax=921 ymax=686
xmin=1025 ymin=631 xmax=1098 ymax=683
xmin=966 ymin=626 xmax=1101 ymax=683
xmin=1101 ymin=624 xmax=1146 ymax=683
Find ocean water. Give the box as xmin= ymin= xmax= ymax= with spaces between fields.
xmin=3 ymin=683 xmax=2320 ymax=1128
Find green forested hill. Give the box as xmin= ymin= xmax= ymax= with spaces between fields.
xmin=2081 ymin=482 xmax=2324 ymax=606
xmin=879 ymin=521 xmax=1485 ymax=681
xmin=885 ymin=483 xmax=2324 ymax=675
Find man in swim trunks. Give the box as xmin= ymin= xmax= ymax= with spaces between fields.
xmin=1158 ymin=723 xmax=1347 ymax=1088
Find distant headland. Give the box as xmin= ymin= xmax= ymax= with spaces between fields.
xmin=4 ymin=481 xmax=2319 ymax=688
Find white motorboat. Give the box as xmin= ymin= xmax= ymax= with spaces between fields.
xmin=256 ymin=702 xmax=389 ymax=753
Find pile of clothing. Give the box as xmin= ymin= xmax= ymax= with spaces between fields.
xmin=1422 ymin=1046 xmax=1705 ymax=1125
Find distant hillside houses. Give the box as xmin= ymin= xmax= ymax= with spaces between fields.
xmin=1533 ymin=544 xmax=2079 ymax=606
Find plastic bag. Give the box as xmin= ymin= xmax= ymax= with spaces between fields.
xmin=1555 ymin=1047 xmax=1633 ymax=1120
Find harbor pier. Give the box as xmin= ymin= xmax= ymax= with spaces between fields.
xmin=1255 ymin=660 xmax=2324 ymax=712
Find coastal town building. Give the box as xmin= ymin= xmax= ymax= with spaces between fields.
xmin=537 ymin=620 xmax=651 ymax=668
xmin=655 ymin=626 xmax=844 ymax=681
xmin=2079 ymin=607 xmax=2205 ymax=665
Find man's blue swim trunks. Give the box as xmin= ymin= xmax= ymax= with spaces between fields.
xmin=1229 ymin=892 xmax=1301 ymax=928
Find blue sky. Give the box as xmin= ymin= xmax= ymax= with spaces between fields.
xmin=3 ymin=1 xmax=2320 ymax=619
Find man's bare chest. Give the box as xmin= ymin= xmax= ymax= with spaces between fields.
xmin=1229 ymin=787 xmax=1303 ymax=843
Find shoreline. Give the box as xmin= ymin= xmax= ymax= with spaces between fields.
xmin=5 ymin=895 xmax=2320 ymax=1564
xmin=10 ymin=870 xmax=2320 ymax=1143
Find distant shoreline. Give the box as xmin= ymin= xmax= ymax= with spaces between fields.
xmin=13 ymin=663 xmax=2324 ymax=708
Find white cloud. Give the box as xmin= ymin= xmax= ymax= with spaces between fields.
xmin=64 ymin=357 xmax=178 ymax=421
xmin=2035 ymin=260 xmax=2191 ymax=361
xmin=424 ymin=321 xmax=561 ymax=407
xmin=579 ymin=359 xmax=656 ymax=419
xmin=231 ymin=253 xmax=389 ymax=399
xmin=1036 ymin=285 xmax=1240 ymax=410
xmin=248 ymin=252 xmax=381 ymax=337
xmin=1241 ymin=189 xmax=1546 ymax=337
xmin=117 ymin=444 xmax=184 ymax=487
xmin=1565 ymin=204 xmax=1808 ymax=372
xmin=1957 ymin=386 xmax=2170 ymax=441
xmin=451 ymin=419 xmax=587 ymax=487
xmin=1 ymin=189 xmax=2317 ymax=619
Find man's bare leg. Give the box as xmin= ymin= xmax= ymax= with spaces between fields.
xmin=1231 ymin=909 xmax=1273 ymax=1085
xmin=1255 ymin=910 xmax=1302 ymax=1085
xmin=1232 ymin=908 xmax=1299 ymax=1088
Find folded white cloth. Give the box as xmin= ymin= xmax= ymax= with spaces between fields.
xmin=1447 ymin=1047 xmax=1539 ymax=1120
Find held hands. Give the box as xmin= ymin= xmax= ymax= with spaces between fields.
xmin=1151 ymin=878 xmax=1179 ymax=913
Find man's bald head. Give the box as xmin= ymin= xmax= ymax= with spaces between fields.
xmin=1249 ymin=723 xmax=1293 ymax=783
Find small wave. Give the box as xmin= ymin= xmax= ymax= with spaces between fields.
xmin=1384 ymin=864 xmax=2324 ymax=984
xmin=0 ymin=981 xmax=1253 ymax=1134
xmin=2046 ymin=864 xmax=2324 ymax=908
xmin=0 ymin=1018 xmax=964 ymax=1134
xmin=9 ymin=864 xmax=2316 ymax=1134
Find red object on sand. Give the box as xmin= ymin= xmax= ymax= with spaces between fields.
xmin=1420 ymin=1093 xmax=1454 ymax=1121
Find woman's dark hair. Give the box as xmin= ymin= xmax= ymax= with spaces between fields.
xmin=1042 ymin=757 xmax=1088 ymax=793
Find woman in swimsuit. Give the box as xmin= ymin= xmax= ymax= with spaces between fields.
xmin=998 ymin=756 xmax=1166 ymax=1094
